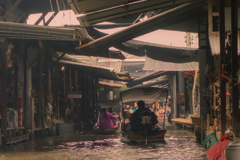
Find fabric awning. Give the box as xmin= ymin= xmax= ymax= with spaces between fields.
xmin=57 ymin=60 xmax=130 ymax=81
xmin=68 ymin=0 xmax=197 ymax=27
xmin=120 ymin=87 xmax=168 ymax=103
xmin=76 ymin=1 xmax=202 ymax=55
xmin=143 ymin=56 xmax=199 ymax=71
xmin=135 ymin=80 xmax=171 ymax=89
xmin=115 ymin=40 xmax=198 ymax=63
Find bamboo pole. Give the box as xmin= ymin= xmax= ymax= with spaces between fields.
xmin=207 ymin=113 xmax=210 ymax=135
xmin=163 ymin=90 xmax=168 ymax=130
xmin=192 ymin=68 xmax=199 ymax=114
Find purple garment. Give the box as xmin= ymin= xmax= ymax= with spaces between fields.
xmin=99 ymin=112 xmax=117 ymax=130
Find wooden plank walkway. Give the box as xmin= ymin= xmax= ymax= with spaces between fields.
xmin=171 ymin=118 xmax=196 ymax=127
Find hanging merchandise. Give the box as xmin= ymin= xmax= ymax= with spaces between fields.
xmin=6 ymin=43 xmax=14 ymax=67
xmin=237 ymin=69 xmax=240 ymax=84
xmin=19 ymin=108 xmax=23 ymax=127
xmin=203 ymin=88 xmax=210 ymax=100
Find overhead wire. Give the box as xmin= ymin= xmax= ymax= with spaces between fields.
xmin=0 ymin=5 xmax=18 ymax=17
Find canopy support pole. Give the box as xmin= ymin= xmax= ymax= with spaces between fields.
xmin=120 ymin=93 xmax=125 ymax=132
xmin=163 ymin=90 xmax=168 ymax=130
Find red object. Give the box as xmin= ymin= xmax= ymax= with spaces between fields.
xmin=221 ymin=135 xmax=228 ymax=141
xmin=39 ymin=40 xmax=42 ymax=48
xmin=121 ymin=122 xmax=130 ymax=131
xmin=18 ymin=98 xmax=22 ymax=108
xmin=19 ymin=108 xmax=23 ymax=127
xmin=182 ymin=71 xmax=195 ymax=78
xmin=205 ymin=140 xmax=232 ymax=160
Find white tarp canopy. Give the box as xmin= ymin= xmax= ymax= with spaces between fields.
xmin=120 ymin=87 xmax=168 ymax=103
xmin=143 ymin=56 xmax=199 ymax=71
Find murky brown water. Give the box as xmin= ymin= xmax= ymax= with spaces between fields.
xmin=0 ymin=125 xmax=206 ymax=160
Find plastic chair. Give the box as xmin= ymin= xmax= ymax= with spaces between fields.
xmin=204 ymin=132 xmax=218 ymax=150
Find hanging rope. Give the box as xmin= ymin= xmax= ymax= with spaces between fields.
xmin=125 ymin=0 xmax=129 ymax=17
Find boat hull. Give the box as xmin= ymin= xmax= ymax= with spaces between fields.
xmin=93 ymin=128 xmax=118 ymax=135
xmin=121 ymin=129 xmax=166 ymax=143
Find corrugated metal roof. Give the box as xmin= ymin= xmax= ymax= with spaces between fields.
xmin=0 ymin=22 xmax=125 ymax=59
xmin=0 ymin=21 xmax=85 ymax=41
xmin=76 ymin=1 xmax=202 ymax=56
xmin=68 ymin=0 xmax=197 ymax=27
xmin=58 ymin=60 xmax=130 ymax=81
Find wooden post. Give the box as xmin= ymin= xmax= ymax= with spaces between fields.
xmin=92 ymin=77 xmax=95 ymax=108
xmin=46 ymin=55 xmax=52 ymax=135
xmin=70 ymin=69 xmax=72 ymax=94
xmin=0 ymin=38 xmax=8 ymax=146
xmin=81 ymin=73 xmax=84 ymax=120
xmin=207 ymin=113 xmax=210 ymax=135
xmin=198 ymin=13 xmax=208 ymax=145
xmin=31 ymin=98 xmax=34 ymax=139
xmin=86 ymin=76 xmax=89 ymax=114
xmin=75 ymin=70 xmax=77 ymax=93
xmin=231 ymin=0 xmax=240 ymax=136
xmin=36 ymin=49 xmax=43 ymax=132
xmin=173 ymin=75 xmax=177 ymax=118
xmin=63 ymin=67 xmax=66 ymax=98
xmin=214 ymin=83 xmax=216 ymax=108
xmin=13 ymin=58 xmax=19 ymax=132
xmin=56 ymin=65 xmax=59 ymax=120
xmin=13 ymin=63 xmax=18 ymax=111
xmin=23 ymin=47 xmax=27 ymax=131
xmin=219 ymin=0 xmax=226 ymax=134
xmin=23 ymin=47 xmax=32 ymax=131
xmin=192 ymin=68 xmax=199 ymax=114
xmin=95 ymin=78 xmax=99 ymax=114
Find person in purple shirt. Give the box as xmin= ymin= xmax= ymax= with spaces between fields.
xmin=99 ymin=108 xmax=117 ymax=130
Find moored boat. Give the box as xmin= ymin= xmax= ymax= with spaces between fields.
xmin=120 ymin=87 xmax=169 ymax=144
xmin=92 ymin=127 xmax=119 ymax=135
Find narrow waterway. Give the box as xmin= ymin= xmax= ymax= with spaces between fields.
xmin=0 ymin=125 xmax=206 ymax=160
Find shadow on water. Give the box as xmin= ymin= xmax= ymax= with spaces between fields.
xmin=0 ymin=127 xmax=206 ymax=160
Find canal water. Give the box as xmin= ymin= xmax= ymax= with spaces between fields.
xmin=0 ymin=125 xmax=206 ymax=160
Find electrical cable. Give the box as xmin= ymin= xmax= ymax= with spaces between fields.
xmin=0 ymin=6 xmax=18 ymax=17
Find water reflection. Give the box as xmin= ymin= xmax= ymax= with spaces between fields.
xmin=0 ymin=129 xmax=206 ymax=160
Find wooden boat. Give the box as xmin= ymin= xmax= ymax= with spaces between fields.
xmin=121 ymin=129 xmax=166 ymax=143
xmin=120 ymin=87 xmax=169 ymax=144
xmin=93 ymin=127 xmax=118 ymax=135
